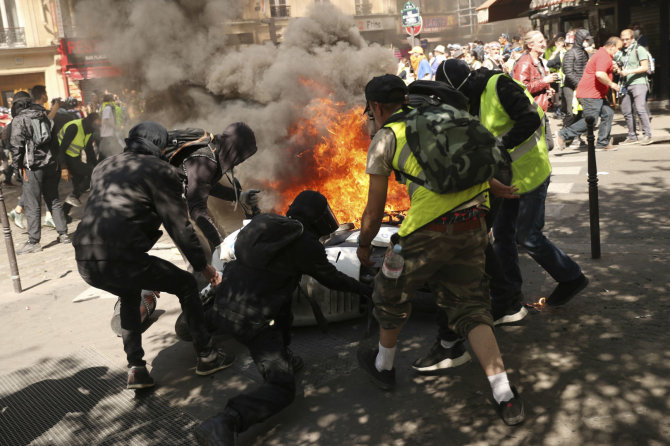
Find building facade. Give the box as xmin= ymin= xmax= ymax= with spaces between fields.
xmin=0 ymin=0 xmax=66 ymax=107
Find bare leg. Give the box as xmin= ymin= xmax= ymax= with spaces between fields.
xmin=467 ymin=324 xmax=505 ymax=377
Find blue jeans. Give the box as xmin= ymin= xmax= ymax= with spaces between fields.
xmin=492 ymin=177 xmax=582 ymax=299
xmin=558 ymin=97 xmax=614 ymax=148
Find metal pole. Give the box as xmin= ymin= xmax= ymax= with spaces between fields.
xmin=585 ymin=116 xmax=601 ymax=259
xmin=0 ymin=183 xmax=22 ymax=292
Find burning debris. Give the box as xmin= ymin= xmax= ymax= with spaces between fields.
xmin=525 ymin=297 xmax=548 ymax=311
xmin=74 ymin=1 xmax=398 ymax=214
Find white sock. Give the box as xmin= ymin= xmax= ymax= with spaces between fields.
xmin=375 ymin=342 xmax=396 ymax=372
xmin=440 ymin=339 xmax=460 ymax=349
xmin=488 ymin=372 xmax=514 ymax=404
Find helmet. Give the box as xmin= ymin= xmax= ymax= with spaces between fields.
xmin=286 ymin=190 xmax=339 ymax=237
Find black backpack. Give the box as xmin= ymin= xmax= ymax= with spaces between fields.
xmin=162 ymin=128 xmax=214 ymax=166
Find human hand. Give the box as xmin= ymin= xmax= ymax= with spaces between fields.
xmin=201 ymin=265 xmax=222 ymax=287
xmin=611 ymin=83 xmax=620 ymax=93
xmin=61 ymin=168 xmax=70 ymax=182
xmin=490 ymin=178 xmax=520 ymax=199
xmin=356 ymin=245 xmax=374 ymax=267
xmin=240 ymin=189 xmax=261 ymax=207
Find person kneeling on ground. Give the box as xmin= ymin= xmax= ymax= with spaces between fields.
xmin=191 ymin=190 xmax=372 ymax=446
xmin=73 ymin=121 xmax=233 ymax=391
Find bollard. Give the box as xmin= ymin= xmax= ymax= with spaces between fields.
xmin=0 ymin=183 xmax=22 ymax=292
xmin=585 ymin=116 xmax=601 ymax=259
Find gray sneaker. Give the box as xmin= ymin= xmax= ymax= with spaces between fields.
xmin=58 ymin=234 xmax=71 ymax=244
xmin=619 ymin=137 xmax=638 ymax=146
xmin=640 ymin=136 xmax=653 ymax=145
xmin=65 ymin=194 xmax=83 ymax=207
xmin=17 ymin=242 xmax=42 ymax=254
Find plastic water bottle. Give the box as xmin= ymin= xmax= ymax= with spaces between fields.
xmin=381 ymin=244 xmax=404 ymax=279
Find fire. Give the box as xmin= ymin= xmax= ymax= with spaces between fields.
xmin=268 ymin=98 xmax=409 ymax=225
xmin=525 ymin=297 xmax=547 ymax=311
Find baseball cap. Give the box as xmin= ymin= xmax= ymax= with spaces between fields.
xmin=500 ymin=33 xmax=510 ymax=40
xmin=409 ymin=46 xmax=424 ymax=55
xmin=364 ymin=75 xmax=408 ymax=111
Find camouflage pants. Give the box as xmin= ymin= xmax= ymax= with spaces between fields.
xmin=372 ymin=220 xmax=493 ymax=338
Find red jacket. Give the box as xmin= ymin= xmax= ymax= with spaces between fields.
xmin=513 ymin=53 xmax=552 ymax=112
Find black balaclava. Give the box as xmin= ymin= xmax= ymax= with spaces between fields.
xmin=286 ymin=190 xmax=339 ymax=237
xmin=11 ymin=91 xmax=32 ymax=117
xmin=124 ymin=121 xmax=168 ymax=157
xmin=436 ymin=59 xmax=473 ymax=98
xmin=214 ymin=122 xmax=258 ymax=174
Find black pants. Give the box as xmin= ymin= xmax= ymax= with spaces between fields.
xmin=77 ymin=255 xmax=213 ymax=367
xmin=208 ymin=306 xmax=295 ymax=432
xmin=66 ymin=155 xmax=93 ymax=199
xmin=22 ymin=165 xmax=67 ymax=243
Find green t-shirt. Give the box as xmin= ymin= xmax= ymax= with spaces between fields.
xmin=615 ymin=42 xmax=649 ymax=86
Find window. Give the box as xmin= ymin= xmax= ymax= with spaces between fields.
xmin=0 ymin=0 xmax=25 ymax=47
xmin=270 ymin=0 xmax=290 ymax=17
xmin=355 ymin=0 xmax=372 ymax=15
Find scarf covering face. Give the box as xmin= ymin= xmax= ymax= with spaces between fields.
xmin=124 ymin=121 xmax=168 ymax=157
xmin=215 ymin=122 xmax=258 ymax=174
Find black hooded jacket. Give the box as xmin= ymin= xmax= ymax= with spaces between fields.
xmin=213 ymin=213 xmax=364 ymax=330
xmin=73 ymin=122 xmax=208 ymax=271
xmin=563 ymin=30 xmax=591 ymax=89
xmin=9 ymin=101 xmax=56 ymax=171
xmin=464 ymin=68 xmax=542 ymax=152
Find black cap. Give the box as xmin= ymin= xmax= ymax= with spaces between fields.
xmin=365 ymin=74 xmax=408 ymax=105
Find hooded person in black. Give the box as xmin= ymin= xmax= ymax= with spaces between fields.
xmin=192 ymin=190 xmax=371 ymax=446
xmin=74 ymin=121 xmax=234 ymax=390
xmin=176 ymin=122 xmax=260 ymax=251
xmin=562 ymin=29 xmax=591 ymax=129
xmin=9 ymin=91 xmax=70 ymax=253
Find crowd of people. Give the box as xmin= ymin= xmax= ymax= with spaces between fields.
xmin=399 ymin=26 xmax=654 ymax=150
xmin=0 ymin=24 xmax=656 ymax=446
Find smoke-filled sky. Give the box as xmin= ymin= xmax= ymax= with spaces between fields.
xmin=75 ymin=0 xmax=396 ymax=197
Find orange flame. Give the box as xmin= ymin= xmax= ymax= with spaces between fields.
xmin=526 ymin=297 xmax=547 ymax=311
xmin=267 ymin=98 xmax=409 ymax=225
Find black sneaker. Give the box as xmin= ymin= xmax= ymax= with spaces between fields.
xmin=357 ymin=347 xmax=395 ymax=391
xmin=498 ymin=386 xmax=525 ymax=426
xmin=547 ymin=274 xmax=589 ymax=306
xmin=194 ymin=413 xmax=237 ymax=446
xmin=127 ymin=366 xmax=155 ymax=390
xmin=411 ymin=339 xmax=471 ymax=372
xmin=286 ymin=348 xmax=304 ymax=373
xmin=196 ymin=349 xmax=235 ymax=376
xmin=492 ymin=302 xmax=528 ymax=326
xmin=17 ymin=242 xmax=42 ymax=254
xmin=58 ymin=234 xmax=71 ymax=244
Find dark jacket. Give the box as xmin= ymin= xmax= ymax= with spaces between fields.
xmin=466 ymin=68 xmax=542 ymax=153
xmin=73 ymin=151 xmax=208 ymax=271
xmin=9 ymin=104 xmax=56 ymax=171
xmin=563 ymin=30 xmax=590 ymax=89
xmin=212 ymin=214 xmax=364 ymax=332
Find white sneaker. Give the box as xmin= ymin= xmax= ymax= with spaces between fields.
xmin=9 ymin=210 xmax=25 ymax=229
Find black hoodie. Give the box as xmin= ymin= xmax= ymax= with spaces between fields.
xmin=9 ymin=102 xmax=55 ymax=171
xmin=563 ymin=29 xmax=591 ymax=89
xmin=73 ymin=122 xmax=208 ymax=271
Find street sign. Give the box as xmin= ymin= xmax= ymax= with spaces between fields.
xmin=401 ymin=2 xmax=421 ymax=28
xmin=405 ymin=18 xmax=422 ymax=36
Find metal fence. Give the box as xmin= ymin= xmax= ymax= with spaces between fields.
xmin=0 ymin=28 xmax=26 ymax=47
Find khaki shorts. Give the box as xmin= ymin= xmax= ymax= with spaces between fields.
xmin=372 ymin=219 xmax=493 ymax=338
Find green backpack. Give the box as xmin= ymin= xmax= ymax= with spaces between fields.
xmin=390 ymin=103 xmax=504 ymax=194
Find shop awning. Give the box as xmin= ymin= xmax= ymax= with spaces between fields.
xmin=530 ymin=0 xmax=582 ymax=10
xmin=66 ymin=65 xmax=122 ymax=81
xmin=476 ymin=0 xmax=531 ymax=24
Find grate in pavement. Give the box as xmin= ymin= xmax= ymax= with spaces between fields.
xmin=0 ymin=349 xmax=197 ymax=446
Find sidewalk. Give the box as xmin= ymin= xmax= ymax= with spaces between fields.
xmin=1 ymin=109 xmax=670 ymax=445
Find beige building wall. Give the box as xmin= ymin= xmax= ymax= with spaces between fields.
xmin=0 ymin=0 xmax=65 ymax=106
